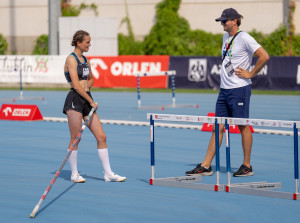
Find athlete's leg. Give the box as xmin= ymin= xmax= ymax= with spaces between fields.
xmin=67 ymin=109 xmax=84 ymax=150
xmin=86 ymin=112 xmax=107 ymax=149
xmin=66 ymin=110 xmax=85 ymax=182
xmin=202 ymin=124 xmax=225 ymax=168
xmin=202 ymin=87 xmax=226 ymax=167
xmin=86 ymin=113 xmax=111 ymax=173
xmin=238 ymin=125 xmax=253 ymax=168
xmin=86 ymin=113 xmax=126 ymax=181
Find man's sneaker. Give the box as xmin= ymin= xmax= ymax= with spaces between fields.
xmin=233 ymin=164 xmax=254 ymax=177
xmin=71 ymin=173 xmax=86 ymax=183
xmin=104 ymin=172 xmax=126 ymax=182
xmin=185 ymin=163 xmax=213 ymax=176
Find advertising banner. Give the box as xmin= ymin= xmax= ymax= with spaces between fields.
xmin=0 ymin=104 xmax=43 ymax=121
xmin=169 ymin=56 xmax=221 ymax=89
xmin=0 ymin=55 xmax=299 ymax=90
xmin=0 ymin=55 xmax=170 ymax=88
xmin=87 ymin=55 xmax=170 ymax=88
xmin=251 ymin=57 xmax=300 ymax=90
xmin=169 ymin=56 xmax=300 ymax=90
xmin=0 ymin=55 xmax=66 ymax=84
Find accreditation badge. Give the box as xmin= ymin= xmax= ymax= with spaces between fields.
xmin=225 ymin=61 xmax=234 ymax=77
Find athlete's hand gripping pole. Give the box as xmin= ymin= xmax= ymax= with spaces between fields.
xmin=29 ymin=104 xmax=97 ymax=218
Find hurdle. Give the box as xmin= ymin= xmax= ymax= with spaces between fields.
xmin=223 ymin=117 xmax=300 ymax=200
xmin=0 ymin=97 xmax=15 ymax=103
xmin=13 ymin=68 xmax=44 ymax=101
xmin=148 ymin=113 xmax=225 ymax=192
xmin=136 ymin=71 xmax=198 ymax=110
xmin=147 ymin=113 xmax=300 ymax=200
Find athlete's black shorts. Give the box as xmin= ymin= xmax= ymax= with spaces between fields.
xmin=63 ymin=89 xmax=93 ymax=117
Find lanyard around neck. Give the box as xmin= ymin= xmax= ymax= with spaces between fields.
xmin=224 ymin=29 xmax=241 ymax=61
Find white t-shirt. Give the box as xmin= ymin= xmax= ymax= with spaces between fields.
xmin=220 ymin=31 xmax=261 ymax=89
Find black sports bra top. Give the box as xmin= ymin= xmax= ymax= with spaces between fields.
xmin=64 ymin=52 xmax=90 ymax=83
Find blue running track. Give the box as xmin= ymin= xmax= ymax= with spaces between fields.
xmin=0 ymin=90 xmax=300 ymax=223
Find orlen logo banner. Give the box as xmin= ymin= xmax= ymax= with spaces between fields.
xmin=87 ymin=55 xmax=170 ymax=88
xmin=0 ymin=104 xmax=43 ymax=121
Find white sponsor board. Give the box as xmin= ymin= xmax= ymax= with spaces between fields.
xmin=0 ymin=55 xmax=66 ymax=84
xmin=147 ymin=113 xmax=221 ymax=124
xmin=12 ymin=109 xmax=31 ymax=117
xmin=225 ymin=117 xmax=297 ymax=128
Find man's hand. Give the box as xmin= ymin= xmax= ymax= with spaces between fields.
xmin=235 ymin=47 xmax=269 ymax=79
xmin=235 ymin=67 xmax=253 ymax=79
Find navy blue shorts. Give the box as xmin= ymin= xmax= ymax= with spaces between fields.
xmin=215 ymin=85 xmax=251 ymax=118
xmin=63 ymin=89 xmax=93 ymax=117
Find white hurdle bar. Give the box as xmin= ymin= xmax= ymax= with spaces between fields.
xmin=136 ymin=71 xmax=175 ymax=109
xmin=14 ymin=69 xmax=44 ymax=101
xmin=148 ymin=113 xmax=224 ymax=192
xmin=223 ymin=117 xmax=300 ymax=200
xmin=136 ymin=71 xmax=198 ymax=110
xmin=147 ymin=113 xmax=300 ymax=200
xmin=0 ymin=68 xmax=44 ymax=102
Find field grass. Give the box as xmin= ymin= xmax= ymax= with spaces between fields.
xmin=0 ymin=87 xmax=299 ymax=95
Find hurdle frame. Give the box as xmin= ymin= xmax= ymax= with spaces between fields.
xmin=147 ymin=113 xmax=300 ymax=200
xmin=0 ymin=69 xmax=44 ymax=102
xmin=148 ymin=113 xmax=224 ymax=192
xmin=136 ymin=71 xmax=198 ymax=110
xmin=223 ymin=117 xmax=300 ymax=200
xmin=13 ymin=68 xmax=45 ymax=101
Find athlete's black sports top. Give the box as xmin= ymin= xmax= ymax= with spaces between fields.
xmin=64 ymin=52 xmax=90 ymax=83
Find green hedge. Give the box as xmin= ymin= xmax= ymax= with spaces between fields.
xmin=118 ymin=33 xmax=144 ymax=55
xmin=119 ymin=0 xmax=300 ymax=56
xmin=250 ymin=25 xmax=300 ymax=56
xmin=28 ymin=0 xmax=300 ymax=56
xmin=0 ymin=34 xmax=8 ymax=55
xmin=32 ymin=34 xmax=48 ymax=55
xmin=293 ymin=35 xmax=300 ymax=55
xmin=143 ymin=0 xmax=191 ymax=55
xmin=189 ymin=30 xmax=223 ymax=56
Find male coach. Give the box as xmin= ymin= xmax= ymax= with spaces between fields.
xmin=186 ymin=8 xmax=269 ymax=177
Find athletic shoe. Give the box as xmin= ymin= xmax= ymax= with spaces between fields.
xmin=104 ymin=172 xmax=126 ymax=182
xmin=71 ymin=173 xmax=86 ymax=183
xmin=185 ymin=163 xmax=213 ymax=176
xmin=233 ymin=164 xmax=254 ymax=177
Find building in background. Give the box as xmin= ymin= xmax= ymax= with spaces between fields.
xmin=0 ymin=0 xmax=299 ymax=55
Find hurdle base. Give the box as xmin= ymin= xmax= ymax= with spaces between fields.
xmin=150 ymin=176 xmax=225 ymax=192
xmin=139 ymin=104 xmax=199 ymax=110
xmin=14 ymin=96 xmax=44 ymax=101
xmin=138 ymin=105 xmax=166 ymax=110
xmin=0 ymin=97 xmax=15 ymax=102
xmin=229 ymin=181 xmax=282 ymax=190
xmin=163 ymin=104 xmax=199 ymax=109
xmin=225 ymin=181 xmax=300 ymax=200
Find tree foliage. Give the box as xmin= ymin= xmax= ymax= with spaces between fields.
xmin=143 ymin=0 xmax=191 ymax=55
xmin=250 ymin=25 xmax=300 ymax=56
xmin=189 ymin=30 xmax=223 ymax=56
xmin=118 ymin=0 xmax=300 ymax=56
xmin=0 ymin=34 xmax=8 ymax=55
xmin=32 ymin=1 xmax=99 ymax=55
xmin=32 ymin=34 xmax=48 ymax=55
xmin=118 ymin=0 xmax=144 ymax=55
xmin=61 ymin=0 xmax=98 ymax=16
xmin=118 ymin=33 xmax=144 ymax=55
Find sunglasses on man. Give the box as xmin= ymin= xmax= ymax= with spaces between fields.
xmin=221 ymin=19 xmax=234 ymax=24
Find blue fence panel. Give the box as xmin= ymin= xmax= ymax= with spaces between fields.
xmin=169 ymin=56 xmax=300 ymax=90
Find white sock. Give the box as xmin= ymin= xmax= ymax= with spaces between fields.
xmin=97 ymin=148 xmax=113 ymax=174
xmin=68 ymin=150 xmax=78 ymax=175
xmin=201 ymin=164 xmax=209 ymax=169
